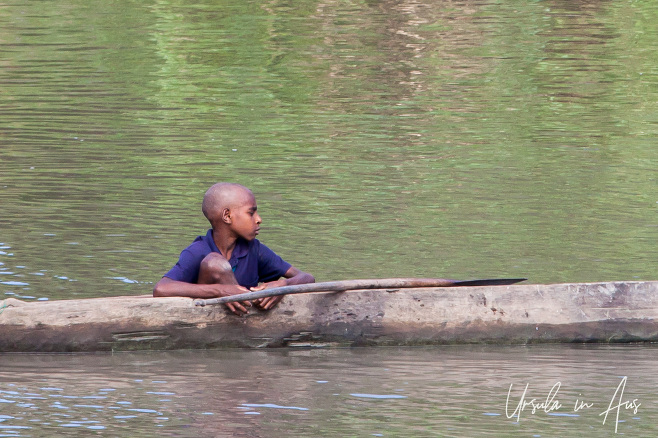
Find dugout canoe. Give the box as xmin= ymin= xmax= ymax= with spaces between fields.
xmin=0 ymin=280 xmax=657 ymax=352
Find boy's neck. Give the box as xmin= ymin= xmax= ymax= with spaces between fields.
xmin=212 ymin=227 xmax=238 ymax=260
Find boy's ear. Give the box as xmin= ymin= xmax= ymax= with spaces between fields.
xmin=221 ymin=208 xmax=231 ymax=224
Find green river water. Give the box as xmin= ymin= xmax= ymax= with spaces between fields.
xmin=0 ymin=0 xmax=656 ymax=436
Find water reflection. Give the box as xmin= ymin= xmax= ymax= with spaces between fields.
xmin=0 ymin=345 xmax=656 ymax=436
xmin=0 ymin=0 xmax=655 ymax=301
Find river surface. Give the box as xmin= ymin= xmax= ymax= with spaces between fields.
xmin=1 ymin=345 xmax=657 ymax=437
xmin=0 ymin=0 xmax=656 ymax=436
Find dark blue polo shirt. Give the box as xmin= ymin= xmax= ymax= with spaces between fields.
xmin=164 ymin=229 xmax=292 ymax=288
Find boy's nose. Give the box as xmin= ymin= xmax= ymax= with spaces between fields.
xmin=255 ymin=213 xmax=262 ymax=224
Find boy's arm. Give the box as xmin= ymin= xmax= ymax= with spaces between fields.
xmin=251 ymin=266 xmax=315 ymax=310
xmin=153 ymin=277 xmax=252 ymax=315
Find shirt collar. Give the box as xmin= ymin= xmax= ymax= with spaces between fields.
xmin=205 ymin=229 xmax=249 ymax=261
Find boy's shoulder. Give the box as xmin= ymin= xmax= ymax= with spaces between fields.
xmin=177 ymin=230 xmax=216 ymax=260
xmin=189 ymin=229 xmax=215 ymax=248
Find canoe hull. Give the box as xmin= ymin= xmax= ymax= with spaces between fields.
xmin=1 ymin=281 xmax=657 ymax=352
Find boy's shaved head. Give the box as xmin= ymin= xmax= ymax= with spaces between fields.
xmin=202 ymin=183 xmax=253 ymax=223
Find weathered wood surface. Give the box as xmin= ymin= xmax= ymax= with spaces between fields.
xmin=0 ymin=281 xmax=656 ymax=352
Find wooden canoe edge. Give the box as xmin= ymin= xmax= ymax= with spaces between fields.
xmin=1 ymin=281 xmax=657 ymax=352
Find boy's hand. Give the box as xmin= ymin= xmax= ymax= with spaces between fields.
xmin=252 ymin=295 xmax=283 ymax=310
xmin=250 ymin=280 xmax=286 ymax=310
xmin=225 ymin=300 xmax=251 ymax=316
xmin=220 ymin=285 xmax=252 ymax=316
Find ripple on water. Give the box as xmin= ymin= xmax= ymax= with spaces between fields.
xmin=0 ymin=377 xmax=181 ymax=435
xmin=350 ymin=393 xmax=408 ymax=399
xmin=241 ymin=403 xmax=308 ymax=411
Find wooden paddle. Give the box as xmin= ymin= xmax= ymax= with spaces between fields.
xmin=194 ymin=277 xmax=526 ymax=307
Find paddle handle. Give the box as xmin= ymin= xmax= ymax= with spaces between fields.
xmin=194 ymin=277 xmax=526 ymax=307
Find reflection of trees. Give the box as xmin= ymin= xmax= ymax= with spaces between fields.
xmin=308 ymin=0 xmax=490 ymax=124
xmin=0 ymin=0 xmax=655 ymax=290
xmin=125 ymin=0 xmax=658 ymax=282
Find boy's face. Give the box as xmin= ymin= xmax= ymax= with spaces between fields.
xmin=229 ymin=191 xmax=262 ymax=241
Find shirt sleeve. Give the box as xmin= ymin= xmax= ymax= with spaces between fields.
xmin=256 ymin=242 xmax=292 ymax=283
xmin=163 ymin=247 xmax=203 ymax=283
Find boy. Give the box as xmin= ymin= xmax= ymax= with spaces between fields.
xmin=153 ymin=183 xmax=314 ymax=315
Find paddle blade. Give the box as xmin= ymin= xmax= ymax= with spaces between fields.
xmin=451 ymin=278 xmax=527 ymax=287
